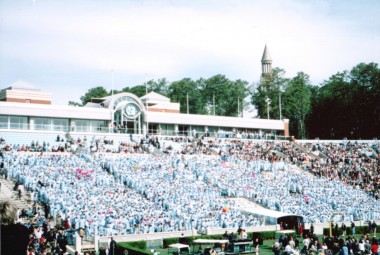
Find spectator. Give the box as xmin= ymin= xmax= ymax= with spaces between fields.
xmin=372 ymin=221 xmax=377 ymax=237
xmin=272 ymin=241 xmax=280 ymax=255
xmin=0 ymin=200 xmax=30 ymax=255
xmin=351 ymin=222 xmax=356 ymax=236
xmin=110 ymin=237 xmax=117 ymax=255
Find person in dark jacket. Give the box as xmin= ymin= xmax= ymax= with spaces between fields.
xmin=0 ymin=200 xmax=30 ymax=255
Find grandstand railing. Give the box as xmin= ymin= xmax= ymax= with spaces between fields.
xmin=1 ymin=124 xmax=290 ymax=141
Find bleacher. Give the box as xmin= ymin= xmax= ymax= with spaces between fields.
xmin=68 ymin=134 xmax=140 ymax=153
xmin=0 ymin=130 xmax=66 ymax=149
xmin=1 ymin=132 xmax=380 ymax=255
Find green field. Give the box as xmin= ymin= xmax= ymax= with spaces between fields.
xmin=152 ymin=239 xmax=280 ymax=255
xmin=118 ymin=230 xmax=372 ymax=255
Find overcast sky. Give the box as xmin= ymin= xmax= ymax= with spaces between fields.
xmin=1 ymin=0 xmax=379 ymax=105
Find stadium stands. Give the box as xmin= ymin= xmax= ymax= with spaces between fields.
xmin=0 ymin=135 xmax=379 ymax=245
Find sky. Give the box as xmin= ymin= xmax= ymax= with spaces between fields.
xmin=0 ymin=0 xmax=379 ymax=105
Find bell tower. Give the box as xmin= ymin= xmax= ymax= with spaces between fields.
xmin=260 ymin=44 xmax=272 ymax=84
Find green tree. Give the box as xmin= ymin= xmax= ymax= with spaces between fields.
xmin=349 ymin=62 xmax=380 ymax=138
xmin=283 ymin=72 xmax=312 ymax=139
xmin=307 ymin=63 xmax=380 ymax=139
xmin=271 ymin=68 xmax=288 ymax=120
xmin=80 ymin=86 xmax=109 ymax=105
xmin=231 ymin=79 xmax=250 ymax=117
xmin=120 ymin=87 xmax=131 ymax=93
xmin=304 ymin=84 xmax=324 ymax=138
xmin=145 ymin=78 xmax=170 ymax=96
xmin=127 ymin=85 xmax=146 ymax=98
xmin=201 ymin=75 xmax=249 ymax=116
xmin=308 ymin=71 xmax=354 ymax=138
xmin=121 ymin=78 xmax=170 ymax=98
xmin=251 ymin=67 xmax=288 ymax=119
xmin=251 ymin=82 xmax=268 ymax=119
xmin=72 ymin=64 xmax=380 ymax=139
xmin=168 ymin=78 xmax=206 ymax=114
xmin=68 ymin=101 xmax=82 ymax=106
xmin=200 ymin=75 xmax=230 ymax=116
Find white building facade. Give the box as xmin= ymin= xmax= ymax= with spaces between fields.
xmin=0 ymin=84 xmax=289 ymax=138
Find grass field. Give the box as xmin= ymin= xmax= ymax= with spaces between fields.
xmin=153 ymin=234 xmax=371 ymax=255
xmin=155 ymin=238 xmax=277 ymax=255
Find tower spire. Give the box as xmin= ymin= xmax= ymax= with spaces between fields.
xmin=261 ymin=44 xmax=272 ymax=83
xmin=261 ymin=44 xmax=272 ymax=62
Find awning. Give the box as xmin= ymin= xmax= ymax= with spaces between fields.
xmin=193 ymin=239 xmax=229 ymax=244
xmin=169 ymin=244 xmax=190 ymax=249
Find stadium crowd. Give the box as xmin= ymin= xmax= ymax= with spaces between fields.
xmin=1 ymin=135 xmax=380 ymax=242
xmin=300 ymin=141 xmax=380 ymax=199
xmin=274 ymin=231 xmax=380 ymax=255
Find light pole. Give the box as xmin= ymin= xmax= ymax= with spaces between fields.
xmin=279 ymin=92 xmax=282 ymax=120
xmin=277 ymin=83 xmax=284 ymax=120
xmin=213 ymin=94 xmax=215 ymax=116
xmin=187 ymin=92 xmax=189 ymax=114
xmin=266 ymin=97 xmax=271 ymax=120
xmin=111 ymin=69 xmax=114 ymax=133
xmin=145 ymin=81 xmax=149 ymax=135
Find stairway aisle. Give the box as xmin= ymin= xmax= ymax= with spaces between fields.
xmin=0 ymin=178 xmax=31 ymax=210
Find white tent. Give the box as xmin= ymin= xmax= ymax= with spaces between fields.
xmin=169 ymin=244 xmax=191 ymax=249
xmin=235 ymin=198 xmax=303 ymax=228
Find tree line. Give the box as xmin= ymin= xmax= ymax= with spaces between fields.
xmin=70 ymin=62 xmax=380 ymax=139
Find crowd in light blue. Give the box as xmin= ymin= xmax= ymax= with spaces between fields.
xmin=1 ymin=138 xmax=379 ymax=239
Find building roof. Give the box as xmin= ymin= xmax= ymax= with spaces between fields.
xmin=140 ymin=91 xmax=170 ymax=102
xmin=261 ymin=45 xmax=272 ymax=62
xmin=0 ymin=101 xmax=111 ymax=120
xmin=7 ymin=80 xmax=40 ymax=91
xmin=84 ymin=102 xmax=103 ymax=108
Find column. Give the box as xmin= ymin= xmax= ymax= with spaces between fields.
xmin=29 ymin=118 xmax=35 ymax=131
xmin=283 ymin=119 xmax=289 ymax=137
xmin=174 ymin=124 xmax=179 ymax=136
xmin=94 ymin=235 xmax=99 ymax=254
xmin=75 ymin=233 xmax=82 ymax=254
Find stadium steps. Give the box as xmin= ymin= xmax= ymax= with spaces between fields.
xmin=66 ymin=240 xmax=95 ymax=255
xmin=161 ymin=140 xmax=183 ymax=152
xmin=369 ymin=145 xmax=379 ymax=157
xmin=75 ymin=144 xmax=90 ymax=155
xmin=208 ymin=147 xmax=220 ymax=155
xmin=151 ymin=146 xmax=164 ymax=156
xmin=0 ymin=179 xmax=31 ymax=210
xmin=292 ymin=141 xmax=326 ymax=160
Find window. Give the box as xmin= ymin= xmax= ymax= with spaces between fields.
xmin=90 ymin=120 xmax=107 ymax=133
xmin=207 ymin=126 xmax=219 ymax=134
xmin=0 ymin=116 xmax=8 ymax=129
xmin=10 ymin=116 xmax=28 ymax=130
xmin=178 ymin=125 xmax=189 ymax=136
xmin=75 ymin=120 xmax=90 ymax=132
xmin=34 ymin=118 xmax=51 ymax=131
xmin=72 ymin=120 xmax=107 ymax=133
xmin=159 ymin=124 xmax=175 ymax=136
xmin=52 ymin=119 xmax=69 ymax=132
